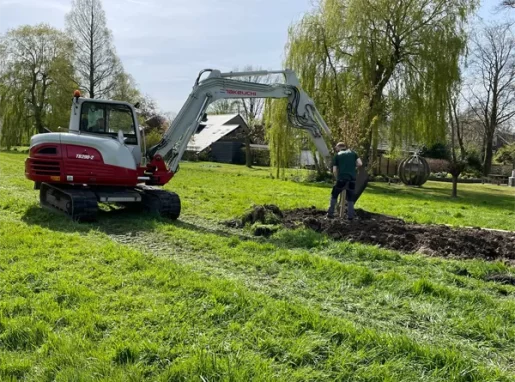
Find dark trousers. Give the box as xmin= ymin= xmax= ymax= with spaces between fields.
xmin=327 ymin=179 xmax=356 ymax=218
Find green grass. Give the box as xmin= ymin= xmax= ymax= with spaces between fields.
xmin=1 ymin=151 xmax=515 ymax=381
xmin=167 ymin=161 xmax=515 ymax=230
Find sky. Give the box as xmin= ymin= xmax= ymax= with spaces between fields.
xmin=0 ymin=0 xmax=509 ymax=114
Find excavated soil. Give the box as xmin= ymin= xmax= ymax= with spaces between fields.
xmin=229 ymin=205 xmax=515 ymax=261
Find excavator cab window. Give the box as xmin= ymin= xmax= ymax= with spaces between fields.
xmin=80 ymin=102 xmax=138 ymax=145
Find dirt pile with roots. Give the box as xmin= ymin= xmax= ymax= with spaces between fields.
xmin=228 ymin=205 xmax=515 ymax=261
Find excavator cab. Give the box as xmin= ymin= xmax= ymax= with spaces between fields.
xmin=78 ymin=101 xmax=137 ymax=143
xmin=70 ymin=96 xmax=143 ymax=166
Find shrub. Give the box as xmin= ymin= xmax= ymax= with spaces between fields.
xmin=305 ymin=171 xmax=333 ymax=183
xmin=426 ymin=159 xmax=450 ymax=173
xmin=420 ymin=143 xmax=450 ymax=159
xmin=143 ymin=130 xmax=162 ymax=151
xmin=466 ymin=150 xmax=483 ymax=175
xmin=251 ymin=149 xmax=271 ymax=167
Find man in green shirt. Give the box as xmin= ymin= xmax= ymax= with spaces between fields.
xmin=327 ymin=142 xmax=363 ymax=219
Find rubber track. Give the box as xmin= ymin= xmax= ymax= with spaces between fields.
xmin=40 ymin=184 xmax=98 ymax=222
xmin=137 ymin=186 xmax=181 ymax=220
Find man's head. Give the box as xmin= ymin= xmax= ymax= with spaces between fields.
xmin=335 ymin=142 xmax=347 ymax=151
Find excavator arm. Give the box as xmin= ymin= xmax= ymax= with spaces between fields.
xmin=147 ymin=69 xmax=332 ymax=173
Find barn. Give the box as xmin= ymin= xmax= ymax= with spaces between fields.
xmin=186 ymin=114 xmax=249 ymax=164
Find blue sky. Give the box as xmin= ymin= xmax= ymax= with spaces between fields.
xmin=0 ymin=0 xmax=507 ymax=113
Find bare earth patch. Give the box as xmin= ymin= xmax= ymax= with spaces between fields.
xmin=230 ymin=205 xmax=515 ymax=261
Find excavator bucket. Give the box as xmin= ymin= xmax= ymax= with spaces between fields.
xmin=354 ymin=167 xmax=369 ymax=202
xmin=337 ymin=167 xmax=369 ymax=217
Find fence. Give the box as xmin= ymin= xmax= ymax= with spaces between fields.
xmin=374 ymin=156 xmax=512 ymax=177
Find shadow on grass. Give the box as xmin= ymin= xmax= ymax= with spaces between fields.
xmin=21 ymin=205 xmax=257 ymax=244
xmin=363 ymin=184 xmax=514 ymax=210
xmin=21 ymin=205 xmax=164 ymax=236
xmin=300 ymin=180 xmax=514 ymax=211
xmin=20 ymin=203 xmax=407 ymax=254
xmin=174 ymin=220 xmax=255 ymax=242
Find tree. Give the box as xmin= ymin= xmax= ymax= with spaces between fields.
xmin=66 ymin=0 xmax=119 ymax=99
xmin=285 ymin=0 xmax=478 ymax=170
xmin=501 ymin=1 xmax=515 ymax=8
xmin=464 ymin=21 xmax=515 ymax=176
xmin=420 ymin=143 xmax=451 ymax=160
xmin=208 ymin=99 xmax=241 ymax=115
xmin=495 ymin=142 xmax=515 ymax=165
xmin=229 ymin=66 xmax=273 ymax=167
xmin=110 ymin=68 xmax=140 ymax=105
xmin=208 ymin=66 xmax=273 ymax=167
xmin=0 ymin=24 xmax=75 ymax=148
xmin=447 ymin=86 xmax=467 ymax=198
xmin=264 ymin=98 xmax=302 ymax=179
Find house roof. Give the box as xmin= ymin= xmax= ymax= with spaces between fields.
xmin=186 ymin=114 xmax=246 ymax=152
xmin=249 ymin=144 xmax=269 ymax=151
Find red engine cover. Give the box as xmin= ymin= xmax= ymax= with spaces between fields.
xmin=26 ymin=143 xmax=139 ymax=186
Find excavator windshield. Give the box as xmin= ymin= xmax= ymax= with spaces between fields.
xmin=80 ymin=102 xmax=138 ymax=144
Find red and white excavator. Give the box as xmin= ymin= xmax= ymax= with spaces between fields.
xmin=25 ymin=68 xmax=337 ymax=222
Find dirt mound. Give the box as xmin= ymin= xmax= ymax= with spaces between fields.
xmin=224 ymin=205 xmax=283 ymax=228
xmin=235 ymin=205 xmax=515 ymax=261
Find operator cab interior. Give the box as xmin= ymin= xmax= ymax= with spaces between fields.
xmin=80 ymin=102 xmax=138 ymax=145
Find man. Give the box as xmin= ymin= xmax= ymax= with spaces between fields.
xmin=327 ymin=142 xmax=362 ymax=220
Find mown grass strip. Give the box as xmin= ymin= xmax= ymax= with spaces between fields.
xmin=0 ymin=217 xmax=513 ymax=381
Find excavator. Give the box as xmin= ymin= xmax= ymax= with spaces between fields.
xmin=25 ymin=68 xmax=367 ymax=221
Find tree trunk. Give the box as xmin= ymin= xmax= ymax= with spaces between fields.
xmin=311 ymin=148 xmax=325 ymax=176
xmin=35 ymin=117 xmax=46 ymax=134
xmin=483 ymin=133 xmax=494 ymax=176
xmin=89 ymin=4 xmax=95 ymax=98
xmin=361 ymin=97 xmax=380 ymax=165
xmin=371 ymin=123 xmax=379 ymax=174
xmin=275 ymin=143 xmax=280 ymax=179
xmin=245 ymin=131 xmax=252 ymax=168
xmin=456 ymin=123 xmax=466 ymax=159
xmin=452 ymin=175 xmax=458 ymax=198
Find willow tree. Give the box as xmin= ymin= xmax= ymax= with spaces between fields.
xmin=0 ymin=24 xmax=75 ymax=148
xmin=110 ymin=69 xmax=141 ymax=105
xmin=264 ymin=98 xmax=301 ymax=179
xmin=283 ymin=0 xmax=478 ymax=166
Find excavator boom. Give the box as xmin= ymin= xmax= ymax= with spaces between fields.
xmin=148 ymin=69 xmax=333 ymax=173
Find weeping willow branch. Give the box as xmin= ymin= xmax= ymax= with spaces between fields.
xmin=280 ymin=0 xmax=477 ymax=167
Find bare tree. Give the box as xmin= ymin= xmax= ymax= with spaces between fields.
xmin=447 ymin=88 xmax=467 ymax=198
xmin=502 ymin=0 xmax=515 ymax=8
xmin=208 ymin=99 xmax=241 ymax=115
xmin=230 ymin=66 xmax=273 ymax=167
xmin=207 ymin=66 xmax=273 ymax=167
xmin=465 ymin=21 xmax=515 ymax=176
xmin=66 ymin=0 xmax=119 ymax=98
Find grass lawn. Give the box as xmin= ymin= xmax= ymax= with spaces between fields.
xmin=168 ymin=161 xmax=514 ymax=231
xmin=1 ymin=151 xmax=515 ymax=381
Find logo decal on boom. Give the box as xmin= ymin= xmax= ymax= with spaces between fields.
xmin=76 ymin=154 xmax=95 ymax=160
xmin=224 ymin=89 xmax=257 ymax=96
